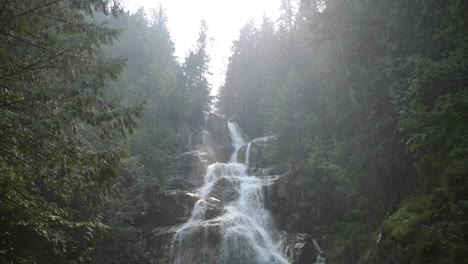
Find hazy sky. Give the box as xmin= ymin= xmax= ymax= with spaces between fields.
xmin=123 ymin=0 xmax=282 ymax=90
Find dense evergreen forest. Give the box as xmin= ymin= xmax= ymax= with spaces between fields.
xmin=0 ymin=0 xmax=466 ymax=263
xmin=218 ymin=0 xmax=468 ymax=263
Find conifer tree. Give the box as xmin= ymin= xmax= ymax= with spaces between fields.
xmin=0 ymin=1 xmax=142 ymax=262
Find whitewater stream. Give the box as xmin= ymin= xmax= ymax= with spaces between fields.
xmin=171 ymin=115 xmax=325 ymax=263
xmin=171 ymin=119 xmax=290 ymax=264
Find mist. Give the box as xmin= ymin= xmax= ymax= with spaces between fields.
xmin=1 ymin=0 xmax=466 ymax=263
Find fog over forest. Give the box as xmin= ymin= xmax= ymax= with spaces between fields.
xmin=0 ymin=1 xmax=467 ymax=264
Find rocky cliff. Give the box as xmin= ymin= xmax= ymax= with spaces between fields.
xmin=139 ymin=113 xmax=323 ymax=264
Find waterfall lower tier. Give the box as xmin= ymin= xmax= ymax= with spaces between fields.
xmin=313 ymin=239 xmax=326 ymax=264
xmin=171 ymin=121 xmax=290 ymax=264
xmin=172 ymin=163 xmax=290 ymax=264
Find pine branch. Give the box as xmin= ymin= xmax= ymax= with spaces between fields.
xmin=0 ymin=0 xmax=62 ymax=22
xmin=0 ymin=30 xmax=50 ymax=51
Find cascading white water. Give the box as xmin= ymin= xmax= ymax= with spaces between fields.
xmin=227 ymin=122 xmax=246 ymax=163
xmin=202 ymin=111 xmax=209 ymax=130
xmin=201 ymin=111 xmax=216 ymax=157
xmin=313 ymin=239 xmax=326 ymax=264
xmin=244 ymin=142 xmax=252 ymax=166
xmin=171 ymin=119 xmax=290 ymax=264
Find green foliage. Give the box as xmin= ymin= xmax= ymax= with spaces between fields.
xmin=97 ymin=7 xmax=212 ymax=183
xmin=365 ymin=193 xmax=468 ymax=264
xmin=218 ymin=19 xmax=282 ymax=137
xmin=92 ymin=159 xmax=156 ymax=264
xmin=0 ymin=1 xmax=144 ymax=263
xmin=182 ymin=20 xmax=212 ymax=117
xmin=0 ymin=2 xmax=212 ymax=263
xmin=2 ymin=0 xmax=465 ymax=262
xmin=90 ymin=9 xmax=213 ymax=264
xmin=383 ymin=194 xmax=434 ymax=241
xmin=327 ymin=221 xmax=368 ymax=260
xmin=130 ymin=126 xmax=178 ymax=181
xmin=218 ymin=0 xmax=467 ymax=262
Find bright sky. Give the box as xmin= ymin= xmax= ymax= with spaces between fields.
xmin=123 ymin=0 xmax=282 ymax=91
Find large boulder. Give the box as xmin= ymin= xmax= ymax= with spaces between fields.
xmin=171 ymin=218 xmax=223 ymax=264
xmin=201 ymin=112 xmax=233 ymax=162
xmin=260 ymin=164 xmax=297 ymax=231
xmin=146 ymin=224 xmax=185 ymax=264
xmin=147 ymin=221 xmax=321 ymax=264
xmin=145 ymin=190 xmax=200 ymax=226
xmin=250 ymin=162 xmax=292 ymax=178
xmin=208 ymin=176 xmax=241 ymax=203
xmin=280 ymin=233 xmax=318 ymax=264
xmin=192 ymin=197 xmax=227 ymax=220
xmin=168 ymin=151 xmax=213 ymax=191
xmin=146 ymin=220 xmax=223 ymax=264
xmin=204 ymin=197 xmax=226 ymax=220
xmin=177 ymin=123 xmax=203 ymax=151
xmin=238 ymin=133 xmax=279 ymax=168
xmin=144 ymin=198 xmax=226 ymax=264
xmin=176 ymin=111 xmax=233 ymax=164
xmin=205 ymin=112 xmax=231 ymax=146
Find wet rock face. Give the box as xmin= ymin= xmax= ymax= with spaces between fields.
xmin=205 ymin=113 xmax=230 ymax=145
xmin=208 ymin=176 xmax=241 ymax=203
xmin=177 ymin=123 xmax=203 ymax=150
xmin=168 ymin=151 xmax=213 ymax=191
xmin=237 ymin=134 xmax=304 ymax=234
xmin=145 ymin=125 xmax=323 ymax=264
xmin=145 ymin=190 xmax=200 ymax=226
xmin=171 ymin=219 xmax=223 ymax=264
xmin=259 ymin=164 xmax=296 ymax=232
xmin=147 ymin=221 xmax=223 ymax=264
xmin=203 ymin=112 xmax=233 ymax=162
xmin=177 ymin=112 xmax=234 ymax=164
xmin=146 ymin=224 xmax=184 ymax=264
xmin=280 ymin=233 xmax=317 ymax=264
xmin=144 ymin=196 xmax=226 ymax=264
xmin=202 ymin=197 xmax=227 ymax=220
xmin=238 ymin=134 xmax=278 ymax=168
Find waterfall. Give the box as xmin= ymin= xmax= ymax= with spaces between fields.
xmin=201 ymin=111 xmax=215 ymax=157
xmin=245 ymin=142 xmax=252 ymax=166
xmin=227 ymin=122 xmax=246 ymax=163
xmin=202 ymin=111 xmax=209 ymax=131
xmin=171 ymin=120 xmax=290 ymax=264
xmin=313 ymin=239 xmax=326 ymax=264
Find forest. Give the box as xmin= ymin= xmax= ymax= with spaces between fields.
xmin=0 ymin=0 xmax=466 ymax=263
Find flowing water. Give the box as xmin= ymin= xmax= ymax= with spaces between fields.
xmin=313 ymin=239 xmax=326 ymax=264
xmin=244 ymin=142 xmax=252 ymax=167
xmin=227 ymin=122 xmax=246 ymax=163
xmin=171 ymin=120 xmax=290 ymax=264
xmin=201 ymin=111 xmax=215 ymax=157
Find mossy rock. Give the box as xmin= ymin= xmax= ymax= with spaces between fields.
xmin=325 ymin=221 xmax=369 ymax=262
xmin=383 ymin=194 xmax=434 ymax=241
xmin=261 ymin=141 xmax=282 ymax=165
xmin=364 ymin=193 xmax=468 ymax=264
